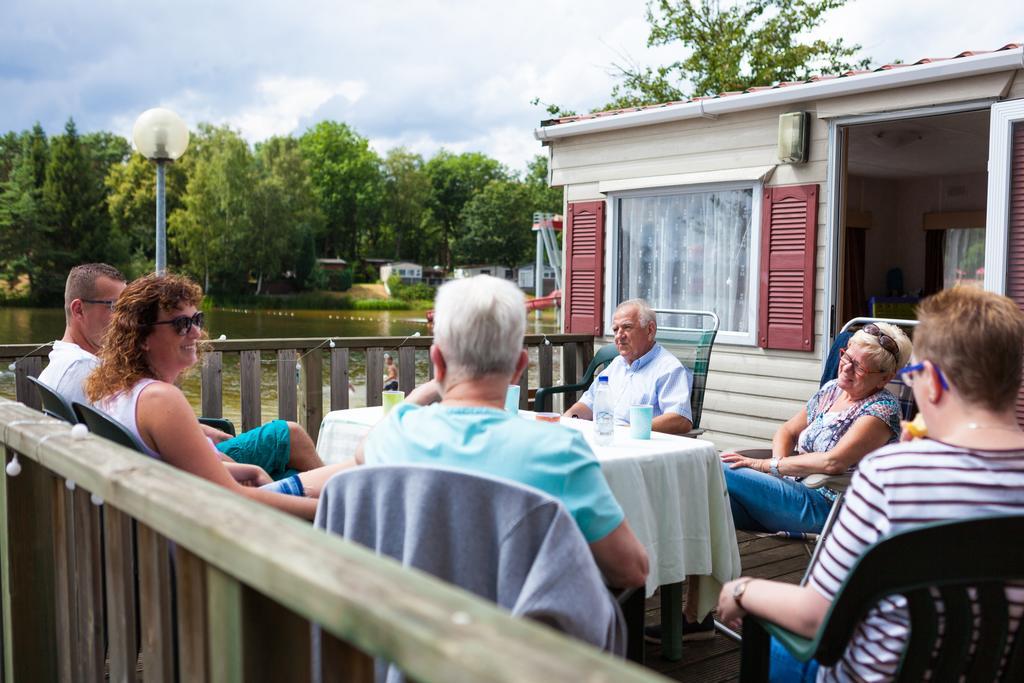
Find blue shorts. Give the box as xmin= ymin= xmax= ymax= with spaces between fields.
xmin=215 ymin=420 xmax=296 ymax=480
xmin=260 ymin=474 xmax=305 ymax=497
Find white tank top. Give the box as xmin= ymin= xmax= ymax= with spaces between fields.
xmin=97 ymin=379 xmax=161 ymax=459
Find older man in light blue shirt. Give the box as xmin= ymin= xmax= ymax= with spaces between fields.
xmin=565 ymin=299 xmax=693 ymax=435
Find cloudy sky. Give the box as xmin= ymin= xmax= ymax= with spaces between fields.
xmin=1 ymin=0 xmax=1021 ymax=172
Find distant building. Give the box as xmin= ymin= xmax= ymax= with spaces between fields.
xmin=316 ymin=258 xmax=348 ymax=272
xmin=516 ymin=264 xmax=558 ymax=293
xmin=381 ymin=261 xmax=423 ymax=284
xmin=422 ymin=266 xmax=447 ymax=286
xmin=453 ymin=264 xmax=515 ymax=280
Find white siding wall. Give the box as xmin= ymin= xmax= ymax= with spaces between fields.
xmin=550 ymin=71 xmax=1024 ymax=452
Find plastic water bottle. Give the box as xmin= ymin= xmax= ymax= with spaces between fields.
xmin=593 ymin=376 xmax=614 ymax=446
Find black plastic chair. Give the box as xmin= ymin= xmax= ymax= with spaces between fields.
xmin=740 ymin=514 xmax=1024 ymax=682
xmin=72 ymin=402 xmax=151 ymax=455
xmin=27 ymin=375 xmax=78 ymax=424
xmin=197 ymin=417 xmax=236 ymax=437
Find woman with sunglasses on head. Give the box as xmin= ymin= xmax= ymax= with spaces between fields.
xmin=720 ymin=322 xmax=912 ymax=535
xmin=85 ymin=273 xmax=351 ymax=520
xmin=717 ymin=287 xmax=1024 ymax=682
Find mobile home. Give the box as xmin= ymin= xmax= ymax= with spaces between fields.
xmin=536 ymin=43 xmax=1024 ymax=451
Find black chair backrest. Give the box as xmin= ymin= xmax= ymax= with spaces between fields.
xmin=815 ymin=514 xmax=1024 ymax=680
xmin=197 ymin=416 xmax=236 ymax=437
xmin=72 ymin=402 xmax=151 ymax=455
xmin=27 ymin=376 xmax=78 ymax=423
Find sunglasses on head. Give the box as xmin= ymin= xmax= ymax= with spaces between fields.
xmin=147 ymin=312 xmax=204 ymax=335
xmin=862 ymin=323 xmax=900 ymax=361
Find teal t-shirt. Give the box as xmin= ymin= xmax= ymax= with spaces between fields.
xmin=363 ymin=403 xmax=625 ymax=543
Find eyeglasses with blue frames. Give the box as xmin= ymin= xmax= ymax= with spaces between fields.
xmin=146 ymin=312 xmax=204 ymax=336
xmin=897 ymin=361 xmax=949 ymax=390
xmin=81 ymin=299 xmax=115 ymax=310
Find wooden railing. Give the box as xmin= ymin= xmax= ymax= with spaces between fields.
xmin=1 ymin=334 xmax=596 ymax=443
xmin=0 ymin=399 xmax=665 ymax=682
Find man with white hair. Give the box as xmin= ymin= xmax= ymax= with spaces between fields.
xmin=564 ymin=299 xmax=693 ymax=435
xmin=355 ymin=275 xmax=649 ymax=588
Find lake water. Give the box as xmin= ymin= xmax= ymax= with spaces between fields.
xmin=0 ymin=306 xmax=561 ymax=424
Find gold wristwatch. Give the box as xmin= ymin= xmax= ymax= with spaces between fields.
xmin=733 ymin=578 xmax=753 ymax=607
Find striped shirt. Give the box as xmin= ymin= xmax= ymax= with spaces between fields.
xmin=807 ymin=438 xmax=1024 ymax=682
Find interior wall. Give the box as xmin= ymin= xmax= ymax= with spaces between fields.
xmin=847 ymin=171 xmax=986 ymax=304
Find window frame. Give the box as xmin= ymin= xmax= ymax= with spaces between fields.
xmin=605 ymin=180 xmax=763 ymax=346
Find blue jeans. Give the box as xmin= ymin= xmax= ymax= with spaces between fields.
xmin=723 ymin=464 xmax=833 ymax=534
xmin=770 ymin=637 xmax=820 ymax=682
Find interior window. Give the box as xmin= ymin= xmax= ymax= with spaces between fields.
xmin=615 ymin=186 xmax=755 ymax=337
xmin=943 ymin=227 xmax=985 ymax=288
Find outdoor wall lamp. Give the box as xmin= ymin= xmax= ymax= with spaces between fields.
xmin=132 ymin=108 xmax=190 ymax=274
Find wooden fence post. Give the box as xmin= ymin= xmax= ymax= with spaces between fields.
xmin=301 ymin=350 xmax=323 ymax=443
xmin=0 ymin=449 xmax=57 ymax=682
xmin=201 ymin=352 xmax=224 ymax=419
xmin=330 ymin=348 xmax=350 ymax=411
xmin=239 ymin=350 xmax=262 ymax=433
xmin=277 ymin=350 xmax=298 ymax=422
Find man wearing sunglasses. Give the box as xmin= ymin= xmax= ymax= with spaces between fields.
xmin=41 ymin=265 xmax=325 ymax=482
xmin=39 ymin=263 xmax=127 ymax=407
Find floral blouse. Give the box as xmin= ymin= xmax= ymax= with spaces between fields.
xmin=797 ymin=380 xmax=900 ymax=461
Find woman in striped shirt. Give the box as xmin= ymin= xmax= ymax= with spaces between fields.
xmin=716 ymin=286 xmax=1024 ymax=682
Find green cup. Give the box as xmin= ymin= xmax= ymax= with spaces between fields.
xmin=382 ymin=390 xmax=405 ymax=415
xmin=629 ymin=405 xmax=653 ymax=439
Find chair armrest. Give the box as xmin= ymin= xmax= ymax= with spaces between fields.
xmin=756 ymin=617 xmax=820 ymax=663
xmin=802 ymin=472 xmax=852 ymax=492
xmin=533 ymin=381 xmax=591 ymax=412
xmin=199 ymin=417 xmax=236 ymax=437
xmin=681 ymin=428 xmax=705 ymax=438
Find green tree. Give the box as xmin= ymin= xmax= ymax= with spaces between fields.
xmin=523 ymin=155 xmax=562 ymax=215
xmin=105 ymin=152 xmax=189 ymax=277
xmin=26 ymin=124 xmax=49 ymax=189
xmin=250 ymin=136 xmax=322 ymax=292
xmin=604 ymin=0 xmax=870 ymax=109
xmin=169 ymin=124 xmax=255 ymax=292
xmin=424 ymin=150 xmax=507 ymax=268
xmin=299 ymin=121 xmax=384 ymax=259
xmin=455 ymin=179 xmax=536 ymax=268
xmin=380 ymin=148 xmax=431 ymax=262
xmin=42 ymin=118 xmax=112 ymax=288
xmin=0 ymin=132 xmax=19 ymax=182
xmin=0 ymin=140 xmax=56 ymax=299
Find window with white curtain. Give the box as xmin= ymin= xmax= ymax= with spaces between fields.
xmin=611 ymin=184 xmax=759 ymax=344
xmin=943 ymin=227 xmax=985 ymax=289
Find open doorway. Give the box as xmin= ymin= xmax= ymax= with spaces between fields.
xmin=834 ymin=108 xmax=990 ymax=331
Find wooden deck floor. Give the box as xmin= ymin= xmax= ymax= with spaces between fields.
xmin=642 ymin=531 xmax=813 ymax=682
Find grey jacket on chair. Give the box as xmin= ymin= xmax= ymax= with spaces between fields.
xmin=313 ymin=464 xmax=626 ymax=680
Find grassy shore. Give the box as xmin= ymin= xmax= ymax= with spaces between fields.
xmin=205 ymin=284 xmax=432 ymax=311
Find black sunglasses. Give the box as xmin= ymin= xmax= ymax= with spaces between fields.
xmin=81 ymin=299 xmax=115 ymax=310
xmin=147 ymin=312 xmax=204 ymax=335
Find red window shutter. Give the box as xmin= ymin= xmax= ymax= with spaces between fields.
xmin=758 ymin=184 xmax=819 ymax=351
xmin=1006 ymin=122 xmax=1024 ymax=427
xmin=564 ymin=201 xmax=605 ymax=334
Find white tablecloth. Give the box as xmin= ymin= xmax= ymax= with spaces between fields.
xmin=316 ymin=407 xmax=740 ymax=613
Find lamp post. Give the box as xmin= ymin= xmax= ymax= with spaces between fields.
xmin=132 ymin=108 xmax=190 ymax=274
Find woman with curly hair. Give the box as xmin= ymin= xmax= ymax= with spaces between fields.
xmin=86 ymin=273 xmax=350 ymax=520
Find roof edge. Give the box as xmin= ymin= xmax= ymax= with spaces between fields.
xmin=534 ymin=46 xmax=1024 ymax=142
